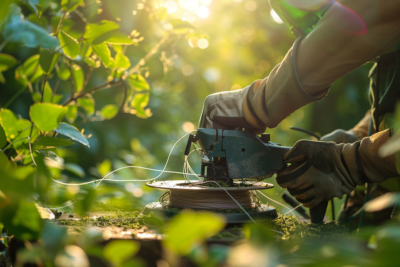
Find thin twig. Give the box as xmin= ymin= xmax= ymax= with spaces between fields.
xmin=1 ymin=137 xmax=29 ymax=152
xmin=82 ymin=66 xmax=94 ymax=89
xmin=55 ymin=12 xmax=68 ymax=36
xmin=51 ymin=80 xmax=60 ymax=103
xmin=119 ymin=80 xmax=128 ymax=113
xmin=74 ymin=9 xmax=88 ymax=24
xmin=62 ymin=80 xmax=122 ymax=106
xmin=40 ymin=75 xmax=48 ymax=103
xmin=124 ymin=34 xmax=170 ymax=79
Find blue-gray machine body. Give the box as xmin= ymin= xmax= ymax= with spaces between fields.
xmin=189 ymin=128 xmax=291 ymax=180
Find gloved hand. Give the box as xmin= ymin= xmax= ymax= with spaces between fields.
xmin=276 ymin=129 xmax=397 ymax=208
xmin=320 ymin=111 xmax=371 ymax=143
xmin=198 ymin=81 xmax=266 ymax=135
xmin=199 ymin=37 xmax=330 ymax=133
xmin=320 ymin=129 xmax=359 ymax=143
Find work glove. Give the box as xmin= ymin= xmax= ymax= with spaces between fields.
xmin=320 ymin=129 xmax=359 ymax=143
xmin=199 ymin=37 xmax=329 ymax=133
xmin=276 ymin=129 xmax=398 ymax=208
xmin=320 ymin=111 xmax=371 ymax=143
xmin=198 ymin=83 xmax=267 ymax=134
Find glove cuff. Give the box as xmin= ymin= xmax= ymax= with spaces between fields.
xmin=341 ymin=129 xmax=398 ymax=185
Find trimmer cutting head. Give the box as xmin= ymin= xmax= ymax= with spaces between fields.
xmin=185 ymin=128 xmax=291 ymax=182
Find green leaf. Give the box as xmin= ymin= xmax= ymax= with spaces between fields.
xmin=59 ymin=30 xmax=80 ymax=59
xmin=169 ymin=19 xmax=195 ymax=34
xmin=43 ymin=82 xmax=53 ymax=103
xmin=39 ymin=49 xmax=60 ymax=74
xmin=30 ymin=65 xmax=45 ymax=83
xmin=0 ymin=124 xmax=6 ymax=148
xmin=0 ymin=72 xmax=5 ymax=83
xmin=103 ymin=240 xmax=140 ymax=265
xmin=61 ymin=0 xmax=84 ymax=12
xmin=163 ymin=212 xmax=225 ymax=255
xmin=33 ymin=83 xmax=61 ymax=103
xmin=105 ymin=33 xmax=133 ymax=45
xmin=66 ymin=105 xmax=77 ymax=123
xmin=98 ymin=159 xmax=111 ymax=177
xmin=78 ymin=97 xmax=95 ymax=116
xmin=126 ymin=74 xmax=149 ymax=91
xmin=91 ymin=43 xmax=112 ymax=67
xmin=71 ymin=64 xmax=84 ymax=92
xmin=64 ymin=163 xmax=85 ymax=177
xmin=79 ymin=41 xmax=92 ymax=58
xmin=115 ymin=53 xmax=130 ymax=71
xmin=0 ymin=53 xmax=18 ymax=72
xmin=84 ymin=57 xmax=99 ymax=68
xmin=0 ymin=152 xmax=9 ymax=170
xmin=56 ymin=61 xmax=70 ymax=81
xmin=157 ymin=7 xmax=168 ymax=21
xmin=131 ymin=93 xmax=149 ymax=119
xmin=0 ymin=108 xmax=38 ymax=150
xmin=30 ymin=103 xmax=67 ymax=132
xmin=15 ymin=54 xmax=40 ymax=86
xmin=101 ymin=105 xmax=119 ymax=120
xmin=3 ymin=4 xmax=59 ymax=49
xmin=84 ymin=20 xmax=120 ymax=43
xmin=55 ymin=122 xmax=89 ymax=147
xmin=8 ymin=200 xmax=42 ymax=240
xmin=35 ymin=136 xmax=74 ymax=147
xmin=74 ymin=189 xmax=96 ymax=216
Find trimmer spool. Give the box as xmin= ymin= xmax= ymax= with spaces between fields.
xmin=143 ymin=180 xmax=278 ymax=224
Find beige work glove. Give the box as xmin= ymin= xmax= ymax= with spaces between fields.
xmin=198 ymin=86 xmax=266 ymax=134
xmin=199 ymin=37 xmax=329 ymax=133
xmin=276 ymin=129 xmax=398 ymax=208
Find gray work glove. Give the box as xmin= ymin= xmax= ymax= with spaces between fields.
xmin=320 ymin=129 xmax=359 ymax=144
xmin=276 ymin=140 xmax=363 ymax=208
xmin=198 ymin=83 xmax=266 ymax=134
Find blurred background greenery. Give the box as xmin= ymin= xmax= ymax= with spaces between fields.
xmin=0 ymin=0 xmax=371 ymax=215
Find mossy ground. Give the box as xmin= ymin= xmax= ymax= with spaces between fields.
xmin=267 ymin=215 xmax=349 ymax=240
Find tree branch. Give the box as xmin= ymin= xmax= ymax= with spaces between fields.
xmin=123 ymin=34 xmax=170 ymax=79
xmin=40 ymin=75 xmax=48 ymax=103
xmin=62 ymin=80 xmax=122 ymax=106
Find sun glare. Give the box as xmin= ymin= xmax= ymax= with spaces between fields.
xmin=196 ymin=6 xmax=209 ymax=18
xmin=270 ymin=9 xmax=284 ymax=24
xmin=179 ymin=0 xmax=199 ymax=11
xmin=164 ymin=0 xmax=178 ymax=14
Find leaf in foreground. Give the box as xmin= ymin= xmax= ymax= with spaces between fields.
xmin=30 ymin=103 xmax=67 ymax=132
xmin=59 ymin=30 xmax=80 ymax=59
xmin=55 ymin=122 xmax=89 ymax=147
xmin=0 ymin=53 xmax=18 ymax=72
xmin=39 ymin=48 xmax=60 ymax=74
xmin=3 ymin=4 xmax=59 ymax=49
xmin=101 ymin=104 xmax=119 ymax=119
xmin=163 ymin=212 xmax=225 ymax=255
xmin=103 ymin=240 xmax=140 ymax=265
xmin=35 ymin=136 xmax=75 ymax=147
xmin=0 ymin=124 xmax=6 ymax=148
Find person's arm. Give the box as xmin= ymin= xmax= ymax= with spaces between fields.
xmin=297 ymin=0 xmax=400 ymax=94
xmin=200 ymin=0 xmax=400 ymax=132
